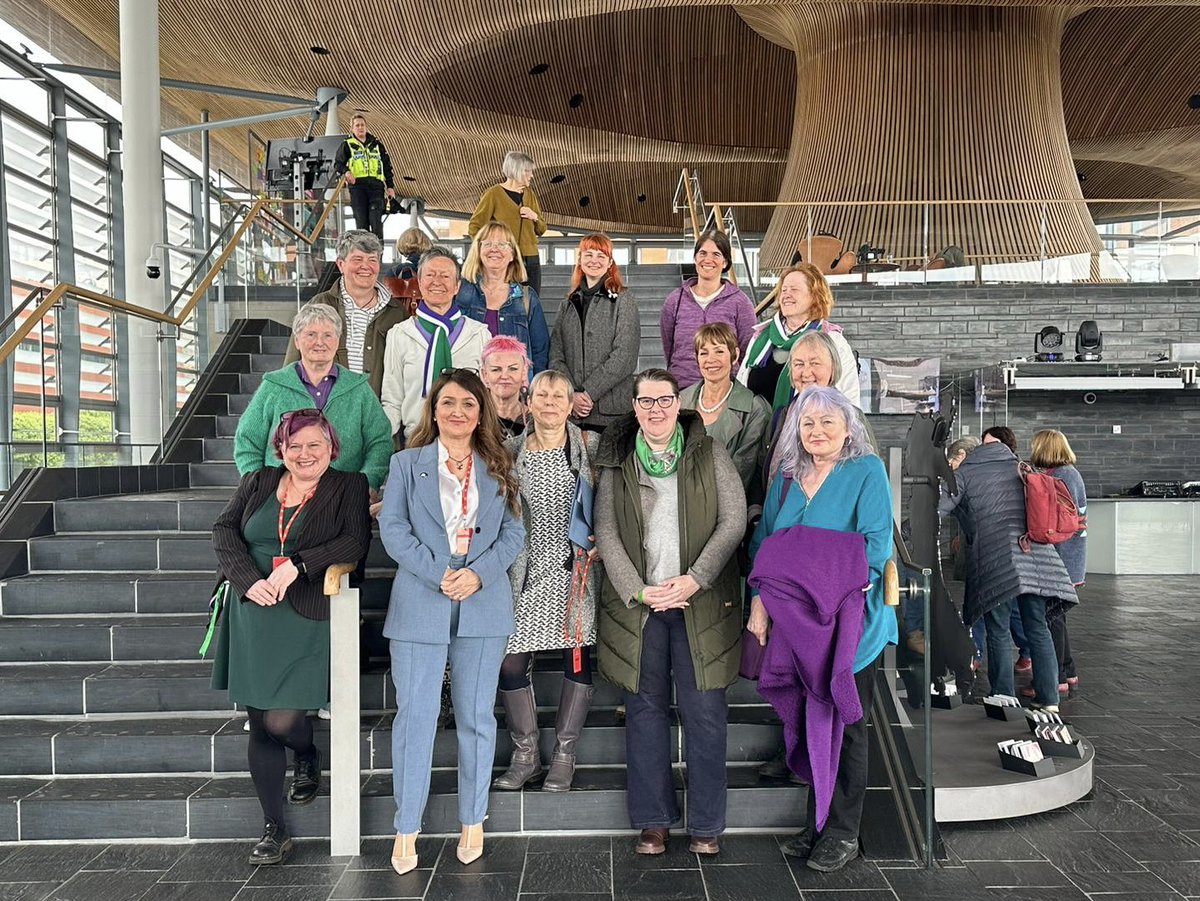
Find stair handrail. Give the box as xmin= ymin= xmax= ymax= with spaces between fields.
xmin=710 ymin=202 xmax=759 ymax=301
xmin=672 ymin=168 xmax=704 ymax=239
xmin=0 ymin=174 xmax=348 ymax=367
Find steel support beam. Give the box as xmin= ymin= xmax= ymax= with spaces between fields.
xmin=40 ymin=64 xmax=312 ymax=106
xmin=50 ymin=87 xmax=82 ymax=466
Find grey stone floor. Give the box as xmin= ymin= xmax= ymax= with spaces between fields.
xmin=1 ymin=573 xmax=1199 ymax=901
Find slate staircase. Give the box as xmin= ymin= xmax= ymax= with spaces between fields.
xmin=0 ymin=264 xmax=897 ymax=844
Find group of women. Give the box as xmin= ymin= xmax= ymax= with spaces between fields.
xmin=210 ymin=208 xmax=899 ymax=877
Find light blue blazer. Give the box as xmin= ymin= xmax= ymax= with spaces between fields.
xmin=379 ymin=443 xmax=525 ymax=643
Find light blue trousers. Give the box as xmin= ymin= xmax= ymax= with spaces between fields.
xmin=388 ymin=607 xmax=507 ymax=834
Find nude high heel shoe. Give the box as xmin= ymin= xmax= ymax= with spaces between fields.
xmin=457 ymin=822 xmax=484 ymax=864
xmin=391 ymin=832 xmax=418 ymax=875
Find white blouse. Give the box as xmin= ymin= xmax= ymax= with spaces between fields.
xmin=437 ymin=441 xmax=479 ymax=551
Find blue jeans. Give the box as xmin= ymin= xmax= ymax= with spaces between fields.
xmin=625 ymin=609 xmax=728 ymax=836
xmin=985 ymin=595 xmax=1058 ymax=705
xmin=1010 ymin=607 xmax=1030 ymax=658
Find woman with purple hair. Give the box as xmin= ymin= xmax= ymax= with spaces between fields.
xmin=748 ymin=386 xmax=894 ymax=873
xmin=211 ymin=409 xmax=371 ymax=865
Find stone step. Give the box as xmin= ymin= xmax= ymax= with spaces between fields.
xmin=0 ymin=708 xmax=783 ymax=778
xmin=54 ymin=490 xmax=231 ymax=532
xmin=249 ymin=353 xmax=280 ymax=373
xmin=259 ymin=335 xmax=291 ymax=355
xmin=0 ymin=765 xmax=804 ymax=841
xmin=202 ymin=436 xmax=234 ymax=461
xmin=226 ymin=393 xmax=252 ymax=414
xmin=0 ymin=614 xmax=208 ymax=663
xmin=215 ymin=415 xmax=239 ymax=437
xmin=239 ymin=371 xmax=264 ymax=393
xmin=0 ymin=657 xmax=770 ymax=716
xmin=189 ymin=461 xmax=241 ymax=487
xmin=27 ymin=533 xmax=221 ymax=572
xmin=0 ymin=573 xmax=215 ymax=615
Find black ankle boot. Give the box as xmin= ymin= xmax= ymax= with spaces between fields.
xmin=288 ymin=748 xmax=320 ymax=805
xmin=249 ymin=817 xmax=293 ymax=865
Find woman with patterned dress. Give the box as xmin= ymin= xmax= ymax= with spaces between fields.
xmin=494 ymin=369 xmax=601 ymax=793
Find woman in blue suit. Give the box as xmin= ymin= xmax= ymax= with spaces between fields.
xmin=379 ymin=369 xmax=525 ymax=875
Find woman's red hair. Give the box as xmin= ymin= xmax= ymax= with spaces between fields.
xmin=569 ymin=233 xmax=625 ymax=295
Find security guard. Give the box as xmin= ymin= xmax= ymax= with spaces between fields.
xmin=334 ymin=114 xmax=396 ymax=240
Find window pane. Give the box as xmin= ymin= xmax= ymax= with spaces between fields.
xmin=68 ymin=153 xmax=108 ymax=210
xmin=8 ymin=231 xmax=55 ymax=287
xmin=11 ymin=405 xmax=57 ymax=442
xmin=81 ymin=353 xmax=116 ymax=403
xmin=0 ymin=71 xmax=49 ymax=125
xmin=14 ymin=340 xmax=58 ymax=398
xmin=79 ymin=408 xmax=115 ymax=442
xmin=64 ymin=106 xmax=107 ymax=156
xmin=79 ymin=303 xmax=115 ymax=356
xmin=2 ymin=114 xmax=52 ymax=180
xmin=74 ymin=254 xmax=112 ymax=294
xmin=5 ymin=175 xmax=53 ymax=233
xmin=71 ymin=203 xmax=110 ymax=258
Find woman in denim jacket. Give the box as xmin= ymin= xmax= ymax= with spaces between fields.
xmin=458 ymin=221 xmax=550 ymax=374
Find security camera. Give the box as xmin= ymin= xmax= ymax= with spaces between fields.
xmin=145 ymin=254 xmax=161 ymax=279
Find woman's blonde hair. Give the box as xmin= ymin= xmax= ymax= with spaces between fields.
xmin=1030 ymin=429 xmax=1077 ymax=468
xmin=408 ymin=370 xmax=521 ymax=515
xmin=395 ymin=227 xmax=432 ymax=259
xmin=462 ymin=221 xmax=527 ymax=285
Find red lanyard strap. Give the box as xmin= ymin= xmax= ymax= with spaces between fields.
xmin=278 ymin=488 xmax=315 ymax=554
xmin=564 ymin=548 xmax=593 ymax=671
xmin=460 ymin=455 xmax=473 ymax=520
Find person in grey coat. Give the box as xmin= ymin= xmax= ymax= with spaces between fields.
xmin=938 ymin=439 xmax=1077 ymax=711
xmin=549 ymin=233 xmax=641 ymax=432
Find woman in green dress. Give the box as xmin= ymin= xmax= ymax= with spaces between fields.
xmin=211 ymin=409 xmax=371 ymax=865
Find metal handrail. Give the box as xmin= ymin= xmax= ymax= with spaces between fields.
xmin=0 ymin=174 xmax=347 ymax=367
xmin=0 ymin=286 xmax=48 ymax=336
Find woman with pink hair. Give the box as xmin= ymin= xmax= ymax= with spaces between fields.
xmin=481 ymin=334 xmax=531 ymax=438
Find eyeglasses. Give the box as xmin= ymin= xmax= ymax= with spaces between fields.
xmin=480 ymin=241 xmax=513 ymax=251
xmin=634 ymin=395 xmax=678 ymax=410
xmin=279 ymin=408 xmax=328 ymax=423
xmin=438 ymin=367 xmax=480 ymax=376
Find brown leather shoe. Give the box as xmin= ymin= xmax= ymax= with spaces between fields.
xmin=635 ymin=828 xmax=669 ymax=855
xmin=688 ymin=835 xmax=720 ymax=855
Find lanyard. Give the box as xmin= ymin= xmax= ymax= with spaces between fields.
xmin=564 ymin=548 xmax=593 ymax=673
xmin=277 ymin=486 xmax=315 ymax=554
xmin=458 ymin=454 xmax=473 ymax=522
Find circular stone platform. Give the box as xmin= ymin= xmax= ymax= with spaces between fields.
xmin=932 ymin=703 xmax=1094 ymax=822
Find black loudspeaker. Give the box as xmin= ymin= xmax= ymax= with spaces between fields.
xmin=1075 ymin=320 xmax=1103 ymax=361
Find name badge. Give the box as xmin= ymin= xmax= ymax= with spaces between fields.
xmin=455 ymin=527 xmax=472 ymax=556
xmin=272 ymin=556 xmax=289 ymax=570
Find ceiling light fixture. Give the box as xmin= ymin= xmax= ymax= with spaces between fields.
xmin=402 ymin=176 xmax=416 ymax=182
xmin=568 ymin=94 xmax=585 ymax=108
xmin=579 ymin=196 xmax=590 ymax=207
xmin=1189 ymin=94 xmax=1200 ymax=110
xmin=637 ymin=194 xmax=647 ymax=203
xmin=529 ymin=63 xmax=550 ymax=76
xmin=309 ymin=46 xmax=330 ymax=55
xmin=550 ymin=174 xmax=565 ymax=184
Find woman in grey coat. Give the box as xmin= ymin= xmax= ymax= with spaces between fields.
xmin=939 ymin=439 xmax=1077 ymax=711
xmin=549 ymin=233 xmax=641 ymax=432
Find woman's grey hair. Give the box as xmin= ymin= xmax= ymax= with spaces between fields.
xmin=417 ymin=246 xmax=462 ymax=280
xmin=774 ymin=386 xmax=874 ymax=482
xmin=291 ymin=301 xmax=343 ymax=340
xmin=529 ymin=369 xmax=575 ymax=396
xmin=336 ymin=230 xmax=382 ymax=260
xmin=501 ymin=151 xmax=535 ymax=181
xmin=946 ymin=436 xmax=980 ymax=459
xmin=790 ymin=330 xmax=843 ymax=390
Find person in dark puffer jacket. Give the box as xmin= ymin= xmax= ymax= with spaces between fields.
xmin=939 ymin=440 xmax=1078 ymax=712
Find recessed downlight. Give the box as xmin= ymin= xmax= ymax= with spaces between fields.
xmin=550 ymin=174 xmax=566 ymax=184
xmin=310 ymin=45 xmax=330 ymax=55
xmin=529 ymin=63 xmax=550 ymax=76
xmin=579 ymin=196 xmax=590 ymax=208
xmin=568 ymin=94 xmax=585 ymax=109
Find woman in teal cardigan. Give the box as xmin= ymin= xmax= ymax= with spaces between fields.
xmin=234 ymin=304 xmax=394 ymax=490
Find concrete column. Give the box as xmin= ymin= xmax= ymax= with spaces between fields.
xmin=118 ymin=0 xmax=167 ymax=445
xmin=318 ymin=87 xmax=342 ymax=137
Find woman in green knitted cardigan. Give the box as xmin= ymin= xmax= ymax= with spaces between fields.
xmin=234 ymin=305 xmax=394 ymax=490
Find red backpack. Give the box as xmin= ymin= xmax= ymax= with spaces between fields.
xmin=1018 ymin=462 xmax=1085 ymax=551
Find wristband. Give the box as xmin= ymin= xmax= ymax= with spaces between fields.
xmin=636 ymin=589 xmax=645 ymax=605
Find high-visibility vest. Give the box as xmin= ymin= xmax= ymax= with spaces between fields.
xmin=346 ymin=137 xmax=383 ymax=181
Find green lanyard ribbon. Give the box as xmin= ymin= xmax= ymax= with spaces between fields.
xmin=198 ymin=582 xmax=230 ymax=657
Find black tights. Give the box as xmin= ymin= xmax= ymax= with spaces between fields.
xmin=498 ymin=648 xmax=593 ymax=691
xmin=246 ymin=707 xmax=315 ymax=825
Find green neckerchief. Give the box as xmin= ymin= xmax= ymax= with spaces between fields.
xmin=744 ymin=313 xmax=822 ymax=412
xmin=635 ymin=424 xmax=684 ymax=478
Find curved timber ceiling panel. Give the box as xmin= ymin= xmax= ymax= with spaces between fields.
xmin=27 ymin=0 xmax=1200 ymax=240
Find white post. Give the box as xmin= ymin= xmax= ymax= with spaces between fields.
xmin=328 ymin=571 xmax=361 ymax=856
xmin=119 ymin=0 xmax=167 ymax=444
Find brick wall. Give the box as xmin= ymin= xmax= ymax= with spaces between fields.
xmin=840 ymin=282 xmax=1200 ymax=497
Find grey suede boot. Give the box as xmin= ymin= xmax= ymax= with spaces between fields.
xmin=542 ymin=680 xmax=594 ymax=792
xmin=492 ymin=685 xmax=542 ymax=790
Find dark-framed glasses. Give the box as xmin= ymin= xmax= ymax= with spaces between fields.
xmin=634 ymin=395 xmax=678 ymax=410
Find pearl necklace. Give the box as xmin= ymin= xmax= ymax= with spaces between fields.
xmin=697 ymin=382 xmax=734 ymax=414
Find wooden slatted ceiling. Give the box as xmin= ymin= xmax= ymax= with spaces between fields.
xmin=24 ymin=0 xmax=1200 ymax=248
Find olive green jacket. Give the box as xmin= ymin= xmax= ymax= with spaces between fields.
xmin=593 ymin=411 xmax=746 ymax=693
xmin=285 ymin=281 xmax=410 ymax=397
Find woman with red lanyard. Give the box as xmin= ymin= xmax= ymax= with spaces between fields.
xmin=209 ymin=410 xmax=371 ymax=865
xmin=379 ymin=369 xmax=524 ymax=875
xmin=493 ymin=369 xmax=601 ymax=793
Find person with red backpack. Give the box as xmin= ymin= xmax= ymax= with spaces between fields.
xmin=1030 ymin=430 xmax=1087 ymax=696
xmin=939 ymin=434 xmax=1078 ymax=712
